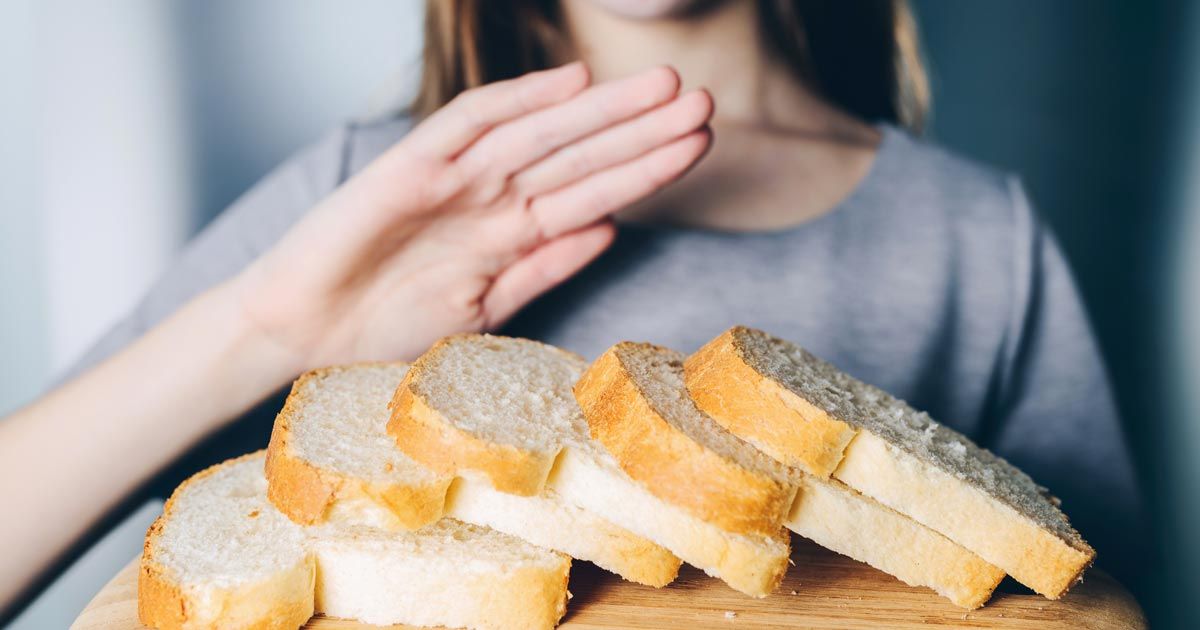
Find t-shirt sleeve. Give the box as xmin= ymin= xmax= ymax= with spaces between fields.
xmin=991 ymin=178 xmax=1147 ymax=582
xmin=58 ymin=126 xmax=351 ymax=383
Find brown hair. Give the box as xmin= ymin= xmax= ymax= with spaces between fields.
xmin=413 ymin=0 xmax=930 ymax=132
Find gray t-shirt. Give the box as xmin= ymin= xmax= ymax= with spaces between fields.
xmin=69 ymin=117 xmax=1144 ymax=580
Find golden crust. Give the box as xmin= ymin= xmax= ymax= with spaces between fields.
xmin=264 ymin=422 xmax=336 ymax=526
xmin=138 ymin=527 xmax=188 ymax=630
xmin=684 ymin=327 xmax=858 ymax=478
xmin=491 ymin=560 xmax=573 ymax=629
xmin=575 ymin=344 xmax=795 ymax=536
xmin=585 ymin=530 xmax=681 ymax=588
xmin=387 ymin=340 xmax=556 ymax=496
xmin=264 ymin=367 xmax=452 ymax=529
xmin=707 ymin=530 xmax=792 ymax=597
xmin=137 ymin=558 xmax=313 ymax=630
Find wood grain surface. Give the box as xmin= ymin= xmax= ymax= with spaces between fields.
xmin=71 ymin=539 xmax=1145 ymax=629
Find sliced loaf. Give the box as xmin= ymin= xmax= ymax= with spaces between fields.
xmin=388 ymin=334 xmax=791 ymax=597
xmin=685 ymin=326 xmax=1095 ymax=598
xmin=265 ymin=362 xmax=679 ymax=587
xmin=139 ymin=452 xmax=570 ymax=630
xmin=581 ymin=339 xmax=1003 ymax=608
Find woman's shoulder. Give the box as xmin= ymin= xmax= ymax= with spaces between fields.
xmin=835 ymin=126 xmax=1044 ymax=308
xmin=866 ymin=125 xmax=1031 ymax=229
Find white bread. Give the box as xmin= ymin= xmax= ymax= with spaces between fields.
xmin=139 ymin=452 xmax=570 ymax=630
xmin=787 ymin=475 xmax=1004 ymax=609
xmin=388 ymin=334 xmax=791 ymax=597
xmin=574 ymin=342 xmax=798 ymax=536
xmin=685 ymin=326 xmax=1095 ymax=598
xmin=265 ymin=362 xmax=678 ymax=587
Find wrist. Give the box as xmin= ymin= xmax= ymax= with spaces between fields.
xmin=190 ymin=280 xmax=306 ymax=416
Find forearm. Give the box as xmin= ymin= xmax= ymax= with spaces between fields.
xmin=0 ymin=282 xmax=297 ymax=610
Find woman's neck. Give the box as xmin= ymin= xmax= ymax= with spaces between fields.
xmin=558 ymin=0 xmax=882 ymax=231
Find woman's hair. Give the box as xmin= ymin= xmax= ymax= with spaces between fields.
xmin=412 ymin=0 xmax=930 ymax=132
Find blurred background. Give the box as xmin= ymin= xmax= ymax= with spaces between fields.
xmin=0 ymin=0 xmax=1195 ymax=627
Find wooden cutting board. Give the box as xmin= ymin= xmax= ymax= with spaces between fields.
xmin=72 ymin=539 xmax=1144 ymax=629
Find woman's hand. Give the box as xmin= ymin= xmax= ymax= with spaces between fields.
xmin=229 ymin=63 xmax=713 ymax=372
xmin=0 ymin=63 xmax=711 ymax=614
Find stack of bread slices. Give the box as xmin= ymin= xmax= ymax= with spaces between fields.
xmin=139 ymin=327 xmax=1094 ymax=629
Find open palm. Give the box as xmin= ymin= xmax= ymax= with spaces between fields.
xmin=231 ymin=63 xmax=713 ymax=370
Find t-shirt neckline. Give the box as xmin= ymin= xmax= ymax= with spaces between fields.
xmin=617 ymin=122 xmax=901 ymax=240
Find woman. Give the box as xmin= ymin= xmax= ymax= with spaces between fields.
xmin=0 ymin=0 xmax=1143 ymax=613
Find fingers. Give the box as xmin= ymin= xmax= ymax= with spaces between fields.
xmin=456 ymin=66 xmax=682 ymax=180
xmin=513 ymin=88 xmax=713 ymax=197
xmin=528 ymin=128 xmax=712 ymax=239
xmin=482 ymin=221 xmax=617 ymax=328
xmin=404 ymin=62 xmax=590 ymax=159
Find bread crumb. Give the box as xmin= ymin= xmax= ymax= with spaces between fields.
xmin=787 ymin=558 xmax=796 ymax=566
xmin=567 ymin=590 xmax=573 ymax=600
xmin=724 ymin=611 xmax=737 ymax=620
xmin=789 ymin=590 xmax=798 ymax=596
xmin=247 ymin=509 xmax=260 ymax=519
xmin=383 ymin=462 xmax=394 ymax=472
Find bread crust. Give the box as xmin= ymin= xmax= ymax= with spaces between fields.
xmin=387 ymin=340 xmax=556 ymax=496
xmin=138 ymin=531 xmax=189 ymax=630
xmin=685 ymin=327 xmax=858 ymax=477
xmin=138 ymin=453 xmax=316 ymax=630
xmin=575 ymin=343 xmax=796 ymax=536
xmin=485 ymin=561 xmax=572 ymax=630
xmin=264 ymin=367 xmax=452 ymax=529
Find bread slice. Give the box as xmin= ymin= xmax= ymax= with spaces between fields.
xmin=388 ymin=334 xmax=791 ymax=597
xmin=575 ymin=342 xmax=798 ymax=536
xmin=139 ymin=453 xmax=313 ymax=630
xmin=787 ymin=475 xmax=1004 ymax=609
xmin=266 ymin=362 xmax=679 ymax=588
xmin=265 ymin=364 xmax=453 ymax=530
xmin=685 ymin=326 xmax=1095 ymax=598
xmin=140 ymin=452 xmax=570 ymax=630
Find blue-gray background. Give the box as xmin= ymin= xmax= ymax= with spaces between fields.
xmin=0 ymin=1 xmax=1194 ymax=627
